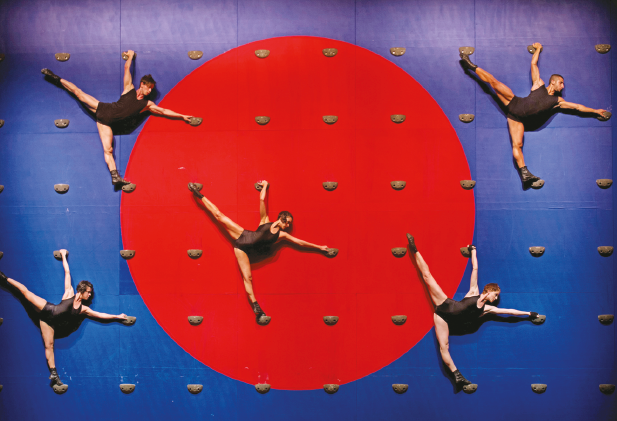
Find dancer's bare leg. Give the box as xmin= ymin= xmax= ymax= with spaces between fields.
xmin=475 ymin=68 xmax=515 ymax=106
xmin=96 ymin=122 xmax=117 ymax=171
xmin=234 ymin=248 xmax=257 ymax=303
xmin=197 ymin=194 xmax=244 ymax=240
xmin=414 ymin=252 xmax=448 ymax=307
xmin=508 ymin=118 xmax=526 ymax=168
xmin=40 ymin=320 xmax=56 ymax=368
xmin=5 ymin=277 xmax=47 ymax=311
xmin=434 ymin=314 xmax=457 ymax=372
xmin=59 ymin=79 xmax=99 ymax=113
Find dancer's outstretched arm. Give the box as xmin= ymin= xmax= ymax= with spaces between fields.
xmin=59 ymin=250 xmax=74 ymax=300
xmin=557 ymin=98 xmax=606 ymax=117
xmin=82 ymin=306 xmax=127 ymax=320
xmin=257 ymin=180 xmax=270 ymax=224
xmin=278 ymin=232 xmax=328 ymax=251
xmin=530 ymin=42 xmax=544 ymax=89
xmin=122 ymin=50 xmax=135 ymax=94
xmin=464 ymin=246 xmax=479 ymax=298
xmin=147 ymin=102 xmax=193 ymax=122
xmin=483 ymin=306 xmax=532 ymax=317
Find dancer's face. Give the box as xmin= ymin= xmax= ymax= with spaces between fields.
xmin=486 ymin=291 xmax=500 ymax=303
xmin=139 ymin=82 xmax=153 ymax=96
xmin=551 ymin=77 xmax=564 ymax=93
xmin=279 ymin=217 xmax=292 ymax=230
xmin=80 ymin=287 xmax=93 ymax=301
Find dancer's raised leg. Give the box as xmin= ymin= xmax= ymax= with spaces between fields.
xmin=407 ymin=234 xmax=447 ymax=307
xmin=2 ymin=274 xmax=47 ymax=311
xmin=189 ymin=183 xmax=244 ymax=239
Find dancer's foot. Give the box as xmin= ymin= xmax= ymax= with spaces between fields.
xmin=0 ymin=270 xmax=7 ymax=283
xmin=519 ymin=166 xmax=541 ymax=185
xmin=110 ymin=170 xmax=130 ymax=186
xmin=459 ymin=53 xmax=477 ymax=71
xmin=41 ymin=68 xmax=62 ymax=86
xmin=49 ymin=368 xmax=64 ymax=386
xmin=453 ymin=369 xmax=472 ymax=386
xmin=188 ymin=182 xmax=204 ymax=199
xmin=406 ymin=233 xmax=418 ymax=253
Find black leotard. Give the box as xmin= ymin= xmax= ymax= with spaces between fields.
xmin=506 ymin=84 xmax=559 ymax=123
xmin=39 ymin=297 xmax=82 ymax=327
xmin=234 ymin=223 xmax=280 ymax=254
xmin=95 ymin=88 xmax=148 ymax=126
xmin=435 ymin=295 xmax=485 ymax=325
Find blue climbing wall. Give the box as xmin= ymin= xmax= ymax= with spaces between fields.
xmin=0 ymin=0 xmax=615 ymax=419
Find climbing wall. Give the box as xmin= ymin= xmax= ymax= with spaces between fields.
xmin=0 ymin=0 xmax=615 ymax=420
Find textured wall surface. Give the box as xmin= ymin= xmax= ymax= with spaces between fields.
xmin=0 ymin=0 xmax=615 ymax=420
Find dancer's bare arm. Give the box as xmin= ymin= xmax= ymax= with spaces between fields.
xmin=257 ymin=180 xmax=270 ymax=225
xmin=530 ymin=42 xmax=544 ymax=89
xmin=59 ymin=249 xmax=74 ymax=300
xmin=557 ymin=97 xmax=606 ymax=117
xmin=122 ymin=50 xmax=135 ymax=94
xmin=147 ymin=102 xmax=192 ymax=122
xmin=464 ymin=246 xmax=479 ymax=298
xmin=278 ymin=232 xmax=328 ymax=251
xmin=483 ymin=305 xmax=531 ymax=316
xmin=82 ymin=306 xmax=127 ymax=320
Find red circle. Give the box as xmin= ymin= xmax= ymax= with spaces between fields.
xmin=121 ymin=36 xmax=474 ymax=390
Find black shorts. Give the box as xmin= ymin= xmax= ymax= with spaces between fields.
xmin=95 ymin=102 xmax=114 ymax=126
xmin=506 ymin=96 xmax=523 ymax=123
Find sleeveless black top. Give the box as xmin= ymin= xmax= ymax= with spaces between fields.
xmin=435 ymin=296 xmax=485 ymax=325
xmin=234 ymin=223 xmax=281 ymax=254
xmin=96 ymin=88 xmax=148 ymax=126
xmin=40 ymin=297 xmax=82 ymax=326
xmin=506 ymin=84 xmax=559 ymax=122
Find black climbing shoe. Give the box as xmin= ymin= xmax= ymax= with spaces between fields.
xmin=529 ymin=312 xmax=539 ymax=319
xmin=406 ymin=233 xmax=418 ymax=253
xmin=519 ymin=166 xmax=541 ymax=185
xmin=41 ymin=68 xmax=62 ymax=86
xmin=0 ymin=270 xmax=7 ymax=284
xmin=468 ymin=245 xmax=476 ymax=254
xmin=459 ymin=53 xmax=477 ymax=71
xmin=188 ymin=182 xmax=204 ymax=199
xmin=110 ymin=170 xmax=130 ymax=186
xmin=49 ymin=368 xmax=64 ymax=386
xmin=252 ymin=301 xmax=266 ymax=322
xmin=453 ymin=370 xmax=472 ymax=386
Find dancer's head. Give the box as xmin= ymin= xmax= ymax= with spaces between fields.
xmin=139 ymin=74 xmax=156 ymax=96
xmin=77 ymin=280 xmax=93 ymax=301
xmin=549 ymin=74 xmax=564 ymax=93
xmin=482 ymin=283 xmax=500 ymax=302
xmin=277 ymin=211 xmax=293 ymax=230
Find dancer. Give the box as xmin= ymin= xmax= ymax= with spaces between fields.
xmin=407 ymin=234 xmax=540 ymax=388
xmin=42 ymin=50 xmax=196 ymax=186
xmin=189 ymin=180 xmax=331 ymax=323
xmin=460 ymin=42 xmax=610 ymax=186
xmin=0 ymin=250 xmax=131 ymax=387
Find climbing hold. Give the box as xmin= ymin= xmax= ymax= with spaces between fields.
xmin=389 ymin=47 xmax=406 ymax=56
xmin=392 ymin=384 xmax=408 ymax=394
xmin=531 ymin=179 xmax=545 ymax=189
xmin=121 ymin=52 xmax=135 ymax=61
xmin=323 ymin=384 xmax=339 ymax=394
xmin=460 ymin=247 xmax=471 ymax=258
xmin=531 ymin=314 xmax=546 ymax=325
xmin=595 ymin=44 xmax=611 ymax=54
xmin=122 ymin=183 xmax=136 ymax=193
xmin=187 ymin=249 xmax=203 ymax=259
xmin=189 ymin=117 xmax=203 ymax=126
xmin=322 ymin=182 xmax=338 ymax=191
xmin=459 ymin=47 xmax=475 ymax=55
xmin=529 ymin=247 xmax=545 ymax=257
xmin=323 ymin=316 xmax=339 ymax=326
xmin=53 ymin=384 xmax=68 ymax=394
xmin=0 ymin=384 xmax=2 ymax=392
xmin=257 ymin=315 xmax=271 ymax=326
xmin=0 ymin=185 xmax=4 ymax=193
xmin=188 ymin=183 xmax=203 ymax=192
xmin=255 ymin=116 xmax=270 ymax=125
xmin=597 ymin=111 xmax=612 ymax=121
xmin=527 ymin=45 xmax=543 ymax=54
xmin=0 ymin=120 xmax=4 ymax=128
xmin=463 ymin=384 xmax=477 ymax=394
xmin=255 ymin=384 xmax=271 ymax=394
xmin=390 ymin=115 xmax=406 ymax=124
xmin=325 ymin=248 xmax=339 ymax=257
xmin=188 ymin=316 xmax=203 ymax=326
xmin=0 ymin=318 xmax=3 ymax=326
xmin=53 ymin=250 xmax=68 ymax=260
xmin=391 ymin=315 xmax=407 ymax=325
xmin=0 ymin=53 xmax=4 ymax=61
xmin=54 ymin=184 xmax=69 ymax=194
xmin=599 ymin=384 xmax=615 ymax=394
xmin=188 ymin=51 xmax=203 ymax=60
xmin=0 ymin=251 xmax=2 ymax=260
xmin=460 ymin=180 xmax=476 ymax=190
xmin=598 ymin=314 xmax=614 ymax=325
xmin=322 ymin=115 xmax=338 ymax=124
xmin=391 ymin=248 xmax=407 ymax=258
xmin=598 ymin=246 xmax=613 ymax=257
xmin=531 ymin=384 xmax=547 ymax=394
xmin=390 ymin=181 xmax=406 ymax=190
xmin=120 ymin=384 xmax=135 ymax=394
xmin=597 ymin=179 xmax=613 ymax=189
xmin=120 ymin=250 xmax=135 ymax=259
xmin=121 ymin=316 xmax=136 ymax=326
xmin=322 ymin=48 xmax=338 ymax=57
xmin=255 ymin=50 xmax=270 ymax=58
xmin=459 ymin=114 xmax=475 ymax=123
xmin=54 ymin=119 xmax=69 ymax=128
xmin=254 ymin=182 xmax=270 ymax=191
xmin=55 ymin=53 xmax=70 ymax=62
xmin=187 ymin=384 xmax=203 ymax=394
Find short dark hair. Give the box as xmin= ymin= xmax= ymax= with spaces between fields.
xmin=549 ymin=74 xmax=563 ymax=84
xmin=140 ymin=74 xmax=156 ymax=87
xmin=77 ymin=280 xmax=93 ymax=294
xmin=278 ymin=211 xmax=293 ymax=223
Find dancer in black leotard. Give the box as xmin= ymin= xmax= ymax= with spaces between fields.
xmin=406 ymin=235 xmax=540 ymax=388
xmin=41 ymin=50 xmax=197 ymax=187
xmin=188 ymin=180 xmax=332 ymax=323
xmin=0 ymin=250 xmax=131 ymax=387
xmin=460 ymin=42 xmax=609 ymax=187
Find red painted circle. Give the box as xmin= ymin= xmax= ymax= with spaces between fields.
xmin=121 ymin=36 xmax=474 ymax=390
